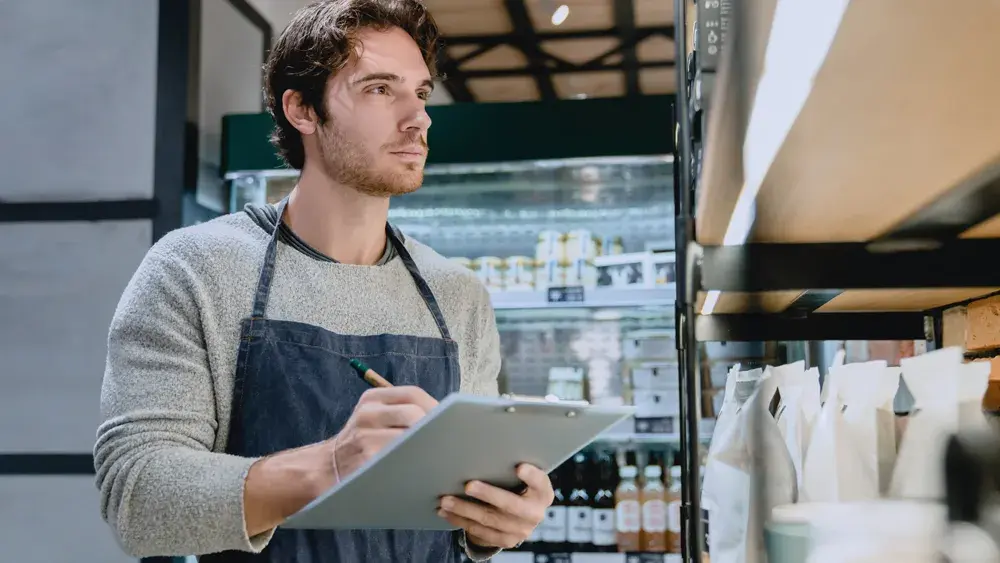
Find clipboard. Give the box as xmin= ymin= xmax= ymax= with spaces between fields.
xmin=283 ymin=393 xmax=634 ymax=530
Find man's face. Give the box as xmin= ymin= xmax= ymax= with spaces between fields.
xmin=316 ymin=26 xmax=434 ymax=197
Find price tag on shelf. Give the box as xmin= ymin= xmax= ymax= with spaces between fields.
xmin=534 ymin=553 xmax=572 ymax=563
xmin=547 ymin=286 xmax=586 ymax=303
xmin=635 ymin=417 xmax=674 ymax=434
xmin=624 ymin=553 xmax=667 ymax=563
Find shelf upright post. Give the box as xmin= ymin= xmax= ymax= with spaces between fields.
xmin=672 ymin=122 xmax=693 ymax=563
xmin=673 ymin=0 xmax=703 ymax=561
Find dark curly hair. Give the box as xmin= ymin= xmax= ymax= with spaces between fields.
xmin=263 ymin=0 xmax=441 ymax=169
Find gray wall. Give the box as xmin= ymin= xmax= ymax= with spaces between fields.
xmin=0 ymin=0 xmax=175 ymax=561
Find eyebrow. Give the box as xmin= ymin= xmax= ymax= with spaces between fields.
xmin=352 ymin=72 xmax=435 ymax=92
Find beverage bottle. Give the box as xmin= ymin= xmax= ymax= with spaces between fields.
xmin=567 ymin=452 xmax=594 ymax=552
xmin=540 ymin=459 xmax=569 ymax=552
xmin=591 ymin=452 xmax=617 ymax=553
xmin=640 ymin=462 xmax=668 ymax=551
xmin=667 ymin=465 xmax=683 ymax=554
xmin=615 ymin=463 xmax=642 ymax=552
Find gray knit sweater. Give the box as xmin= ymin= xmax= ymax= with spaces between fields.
xmin=94 ymin=209 xmax=501 ymax=558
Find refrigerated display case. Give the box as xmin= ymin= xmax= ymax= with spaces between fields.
xmin=224 ymin=154 xmax=706 ymax=560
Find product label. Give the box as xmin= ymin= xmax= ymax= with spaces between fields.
xmin=566 ymin=506 xmax=593 ymax=543
xmin=540 ymin=505 xmax=568 ymax=542
xmin=616 ymin=500 xmax=641 ymax=533
xmin=642 ymin=499 xmax=668 ymax=532
xmin=592 ymin=508 xmax=616 ymax=546
xmin=667 ymin=500 xmax=682 ymax=532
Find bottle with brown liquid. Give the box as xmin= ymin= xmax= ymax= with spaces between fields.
xmin=666 ymin=465 xmax=683 ymax=553
xmin=640 ymin=462 xmax=668 ymax=551
xmin=615 ymin=464 xmax=641 ymax=552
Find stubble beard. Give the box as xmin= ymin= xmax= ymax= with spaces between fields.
xmin=317 ymin=121 xmax=425 ymax=198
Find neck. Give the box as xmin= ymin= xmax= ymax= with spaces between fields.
xmin=284 ymin=165 xmax=390 ymax=265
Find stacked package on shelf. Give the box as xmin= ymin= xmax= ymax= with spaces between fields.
xmin=700 ymin=347 xmax=993 ymax=563
xmin=623 ymin=330 xmax=679 ymax=435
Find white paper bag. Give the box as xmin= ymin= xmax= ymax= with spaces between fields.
xmin=840 ymin=364 xmax=901 ymax=495
xmin=889 ymin=347 xmax=990 ymax=499
xmin=768 ymin=361 xmax=822 ymax=491
xmin=703 ymin=367 xmax=763 ymax=563
xmin=801 ymin=360 xmax=896 ymax=501
xmin=820 ymin=349 xmax=847 ymax=404
xmin=704 ymin=369 xmax=796 ymax=563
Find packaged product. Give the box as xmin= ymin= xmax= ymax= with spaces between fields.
xmin=703 ymin=366 xmax=796 ymax=563
xmin=801 ymin=360 xmax=899 ymax=501
xmin=889 ymin=347 xmax=990 ymax=499
xmin=766 ymin=361 xmax=821 ymax=491
xmin=472 ymin=257 xmax=504 ymax=290
xmin=565 ymin=229 xmax=599 ymax=261
xmin=536 ymin=230 xmax=565 ymax=262
xmin=505 ymin=256 xmax=535 ymax=290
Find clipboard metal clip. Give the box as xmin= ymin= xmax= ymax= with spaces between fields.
xmin=500 ymin=394 xmax=590 ymax=417
xmin=500 ymin=393 xmax=590 ymax=406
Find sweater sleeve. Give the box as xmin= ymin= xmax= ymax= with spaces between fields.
xmin=94 ymin=241 xmax=275 ymax=557
xmin=461 ymin=283 xmax=502 ymax=398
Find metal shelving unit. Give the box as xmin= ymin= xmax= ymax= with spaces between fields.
xmin=673 ymin=1 xmax=1000 ymax=562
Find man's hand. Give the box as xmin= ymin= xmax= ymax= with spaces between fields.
xmin=437 ymin=463 xmax=554 ymax=549
xmin=331 ymin=386 xmax=439 ymax=480
xmin=244 ymin=386 xmax=437 ymax=537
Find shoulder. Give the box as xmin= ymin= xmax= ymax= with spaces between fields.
xmin=402 ymin=236 xmax=491 ymax=308
xmin=149 ymin=212 xmax=266 ymax=271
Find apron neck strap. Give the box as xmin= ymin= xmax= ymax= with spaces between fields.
xmin=249 ymin=198 xmax=454 ymax=342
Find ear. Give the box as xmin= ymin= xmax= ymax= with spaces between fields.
xmin=281 ymin=89 xmax=318 ymax=135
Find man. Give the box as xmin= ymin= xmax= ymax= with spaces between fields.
xmin=94 ymin=1 xmax=553 ymax=561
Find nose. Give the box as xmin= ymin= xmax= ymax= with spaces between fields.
xmin=399 ymin=97 xmax=432 ymax=133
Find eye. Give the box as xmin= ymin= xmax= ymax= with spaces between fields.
xmin=367 ymin=84 xmax=389 ymax=95
xmin=417 ymin=90 xmax=432 ymax=101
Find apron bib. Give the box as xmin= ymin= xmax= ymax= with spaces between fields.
xmin=201 ymin=200 xmax=463 ymax=563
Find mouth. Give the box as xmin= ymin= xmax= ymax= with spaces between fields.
xmin=389 ymin=145 xmax=426 ymax=157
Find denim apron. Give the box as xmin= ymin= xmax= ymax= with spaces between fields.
xmin=201 ymin=200 xmax=463 ymax=563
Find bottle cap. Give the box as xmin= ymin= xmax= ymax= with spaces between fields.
xmin=620 ymin=465 xmax=638 ymax=479
xmin=644 ymin=464 xmax=663 ymax=478
xmin=670 ymin=465 xmax=682 ymax=478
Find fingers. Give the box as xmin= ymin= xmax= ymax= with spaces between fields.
xmin=437 ymin=510 xmax=522 ymax=549
xmin=517 ymin=464 xmax=555 ymax=504
xmin=358 ymin=385 xmax=439 ymax=412
xmin=461 ymin=481 xmax=537 ymax=523
xmin=355 ymin=402 xmax=427 ymax=429
xmin=438 ymin=497 xmax=530 ymax=547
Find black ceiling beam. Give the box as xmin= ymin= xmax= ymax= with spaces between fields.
xmin=585 ymin=27 xmax=662 ymax=67
xmin=444 ymin=25 xmax=673 ymax=46
xmin=503 ymin=0 xmax=559 ymax=100
xmin=436 ymin=49 xmax=475 ymax=103
xmin=613 ymin=0 xmax=641 ymax=96
xmin=455 ymin=60 xmax=673 ymax=79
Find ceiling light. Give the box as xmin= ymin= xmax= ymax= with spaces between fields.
xmin=551 ymin=4 xmax=570 ymax=26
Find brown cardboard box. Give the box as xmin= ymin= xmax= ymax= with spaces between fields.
xmin=978 ymin=356 xmax=1000 ymax=411
xmin=967 ymin=296 xmax=1000 ymax=352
